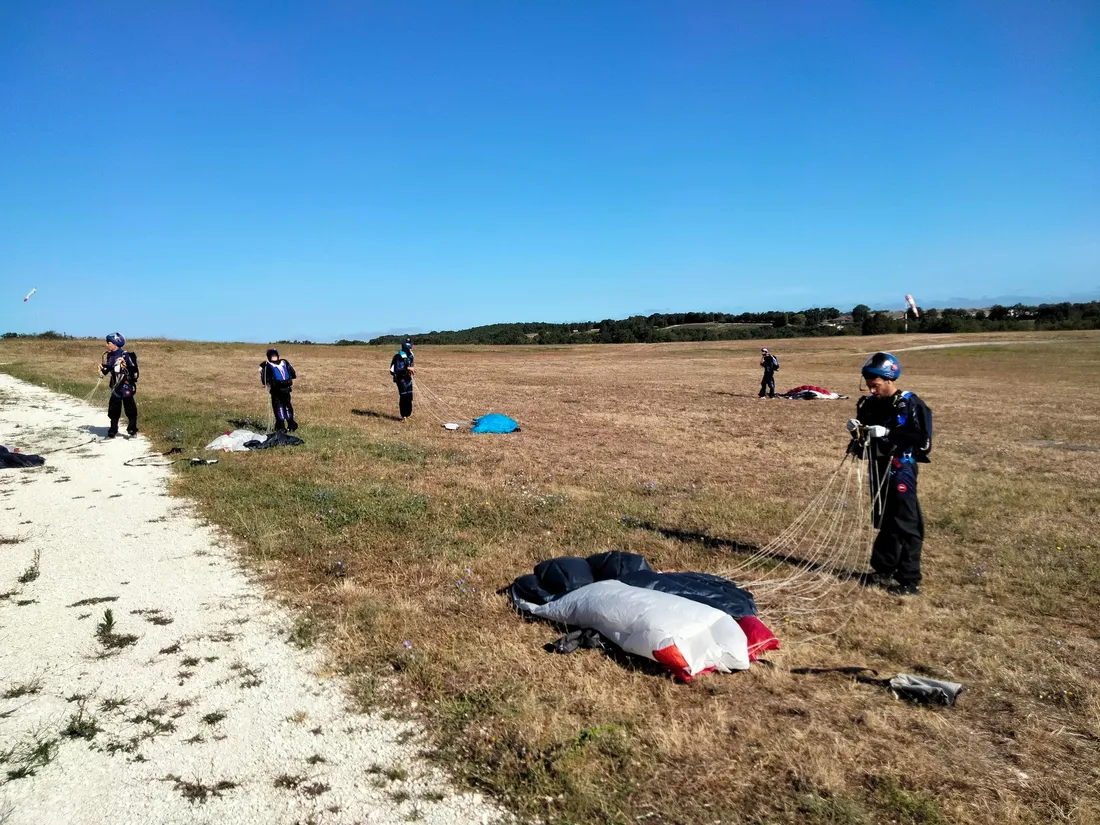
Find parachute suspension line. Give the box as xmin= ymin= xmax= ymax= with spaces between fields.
xmin=83 ymin=376 xmax=106 ymax=403
xmin=414 ymin=377 xmax=470 ymax=424
xmin=716 ymin=453 xmax=854 ymax=581
xmin=410 ymin=384 xmax=453 ymax=427
xmin=707 ymin=440 xmax=888 ymax=632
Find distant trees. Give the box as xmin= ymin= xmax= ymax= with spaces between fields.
xmin=360 ymin=300 xmax=1099 ymax=346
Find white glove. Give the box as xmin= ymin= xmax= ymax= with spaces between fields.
xmin=846 ymin=419 xmax=861 ymax=433
xmin=866 ymin=425 xmax=889 ymax=439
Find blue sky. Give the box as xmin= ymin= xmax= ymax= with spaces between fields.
xmin=2 ymin=1 xmax=1097 ymax=342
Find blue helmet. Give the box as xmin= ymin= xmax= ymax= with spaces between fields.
xmin=862 ymin=352 xmax=901 ymax=381
xmin=106 ymin=332 xmax=125 ymax=349
xmin=401 ymin=337 xmax=412 ymax=353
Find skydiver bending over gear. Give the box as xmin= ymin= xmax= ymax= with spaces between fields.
xmin=845 ymin=352 xmax=933 ymax=596
xmin=260 ymin=348 xmax=298 ymax=432
xmin=759 ymin=347 xmax=779 ymax=398
xmin=390 ymin=338 xmax=415 ymax=421
xmin=98 ymin=333 xmax=139 ymax=438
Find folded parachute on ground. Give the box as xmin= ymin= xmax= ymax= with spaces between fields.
xmin=509 ymin=551 xmax=777 ymax=680
xmin=205 ymin=430 xmax=304 ymax=451
xmin=1 ymin=445 xmax=45 ymax=469
xmin=471 ymin=413 xmax=519 ymax=434
xmin=778 ymin=385 xmax=848 ymax=400
xmin=205 ymin=430 xmax=264 ymax=452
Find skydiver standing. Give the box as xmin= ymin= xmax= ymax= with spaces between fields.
xmin=845 ymin=352 xmax=933 ymax=596
xmin=758 ymin=347 xmax=779 ymax=399
xmin=98 ymin=333 xmax=139 ymax=438
xmin=260 ymin=347 xmax=298 ymax=432
xmin=390 ymin=337 xmax=415 ymax=421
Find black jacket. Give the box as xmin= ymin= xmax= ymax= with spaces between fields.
xmin=101 ymin=350 xmax=139 ymax=392
xmin=390 ymin=351 xmax=414 ymax=382
xmin=853 ymin=390 xmax=932 ymax=462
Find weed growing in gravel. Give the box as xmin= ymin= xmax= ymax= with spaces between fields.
xmin=131 ymin=608 xmax=174 ymax=626
xmin=128 ymin=709 xmax=176 ymax=737
xmin=62 ymin=705 xmax=103 ymax=740
xmin=99 ymin=696 xmax=130 ymax=713
xmin=289 ymin=613 xmax=319 ymax=648
xmin=274 ymin=773 xmax=304 ymax=789
xmin=2 ymin=677 xmax=42 ymax=699
xmin=301 ymin=781 xmax=330 ymax=798
xmin=227 ymin=661 xmax=262 ymax=689
xmin=0 ymin=535 xmax=25 ymax=545
xmin=16 ymin=550 xmax=40 ymax=584
xmin=201 ymin=711 xmax=227 ymax=725
xmin=181 ymin=656 xmax=200 ymax=667
xmin=421 ymin=791 xmax=445 ymax=803
xmin=1 ymin=732 xmax=59 ymax=782
xmin=95 ymin=609 xmax=138 ymax=653
xmin=305 ymin=753 xmax=326 ymax=765
xmin=391 ymin=790 xmax=411 ymax=804
xmin=158 ymin=641 xmax=182 ymax=655
xmin=162 ymin=774 xmax=238 ymax=804
xmin=404 ymin=807 xmax=423 ymax=822
xmin=69 ymin=596 xmax=118 ymax=608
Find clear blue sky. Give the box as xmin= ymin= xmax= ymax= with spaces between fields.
xmin=2 ymin=1 xmax=1097 ymax=342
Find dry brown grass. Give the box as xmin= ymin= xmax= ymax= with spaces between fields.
xmin=3 ymin=331 xmax=1099 ymax=824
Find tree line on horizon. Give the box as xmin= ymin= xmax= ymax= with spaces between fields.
xmin=356 ymin=301 xmax=1100 ymax=346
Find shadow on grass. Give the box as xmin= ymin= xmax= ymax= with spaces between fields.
xmin=623 ymin=517 xmax=864 ymax=581
xmin=351 ymin=408 xmax=404 ymax=422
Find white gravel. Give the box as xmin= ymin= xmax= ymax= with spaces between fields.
xmin=0 ymin=374 xmax=504 ymax=825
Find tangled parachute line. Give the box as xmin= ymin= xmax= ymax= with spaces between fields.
xmin=708 ymin=444 xmax=891 ymax=634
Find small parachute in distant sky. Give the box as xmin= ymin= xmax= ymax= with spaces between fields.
xmin=905 ymin=294 xmax=919 ymax=318
xmin=23 ymin=288 xmax=37 ymax=303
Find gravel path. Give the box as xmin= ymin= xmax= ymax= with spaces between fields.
xmin=0 ymin=375 xmax=503 ymax=825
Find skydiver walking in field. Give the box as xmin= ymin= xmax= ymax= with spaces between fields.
xmin=846 ymin=352 xmax=933 ymax=596
xmin=390 ymin=337 xmax=415 ymax=421
xmin=758 ymin=347 xmax=779 ymax=398
xmin=99 ymin=333 xmax=139 ymax=438
xmin=260 ymin=347 xmax=298 ymax=432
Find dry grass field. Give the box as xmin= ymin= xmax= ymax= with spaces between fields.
xmin=3 ymin=331 xmax=1099 ymax=825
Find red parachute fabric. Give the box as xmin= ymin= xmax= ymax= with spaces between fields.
xmin=736 ymin=616 xmax=780 ymax=661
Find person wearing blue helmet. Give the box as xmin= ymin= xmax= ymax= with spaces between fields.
xmin=98 ymin=333 xmax=140 ymax=438
xmin=845 ymin=352 xmax=933 ymax=596
xmin=389 ymin=337 xmax=416 ymax=420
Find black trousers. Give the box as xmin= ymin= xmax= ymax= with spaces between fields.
xmin=107 ymin=394 xmax=138 ymax=435
xmin=759 ymin=372 xmax=776 ymax=397
xmin=398 ymin=389 xmax=413 ymax=418
xmin=870 ymin=461 xmax=925 ymax=586
xmin=270 ymin=390 xmax=297 ymax=431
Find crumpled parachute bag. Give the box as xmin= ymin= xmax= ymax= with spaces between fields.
xmin=516 ymin=580 xmax=750 ymax=681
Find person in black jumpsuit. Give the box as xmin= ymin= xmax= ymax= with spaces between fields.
xmin=846 ymin=352 xmax=933 ymax=596
xmin=259 ymin=348 xmax=298 ymax=432
xmin=759 ymin=347 xmax=778 ymax=398
xmin=390 ymin=338 xmax=416 ymax=420
xmin=99 ymin=332 xmax=139 ymax=438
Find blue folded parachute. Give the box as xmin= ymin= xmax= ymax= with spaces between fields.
xmin=471 ymin=414 xmax=520 ymax=434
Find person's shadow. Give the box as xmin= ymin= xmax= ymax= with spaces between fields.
xmin=79 ymin=424 xmax=112 ymax=437
xmin=351 ymin=409 xmax=404 ymax=422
